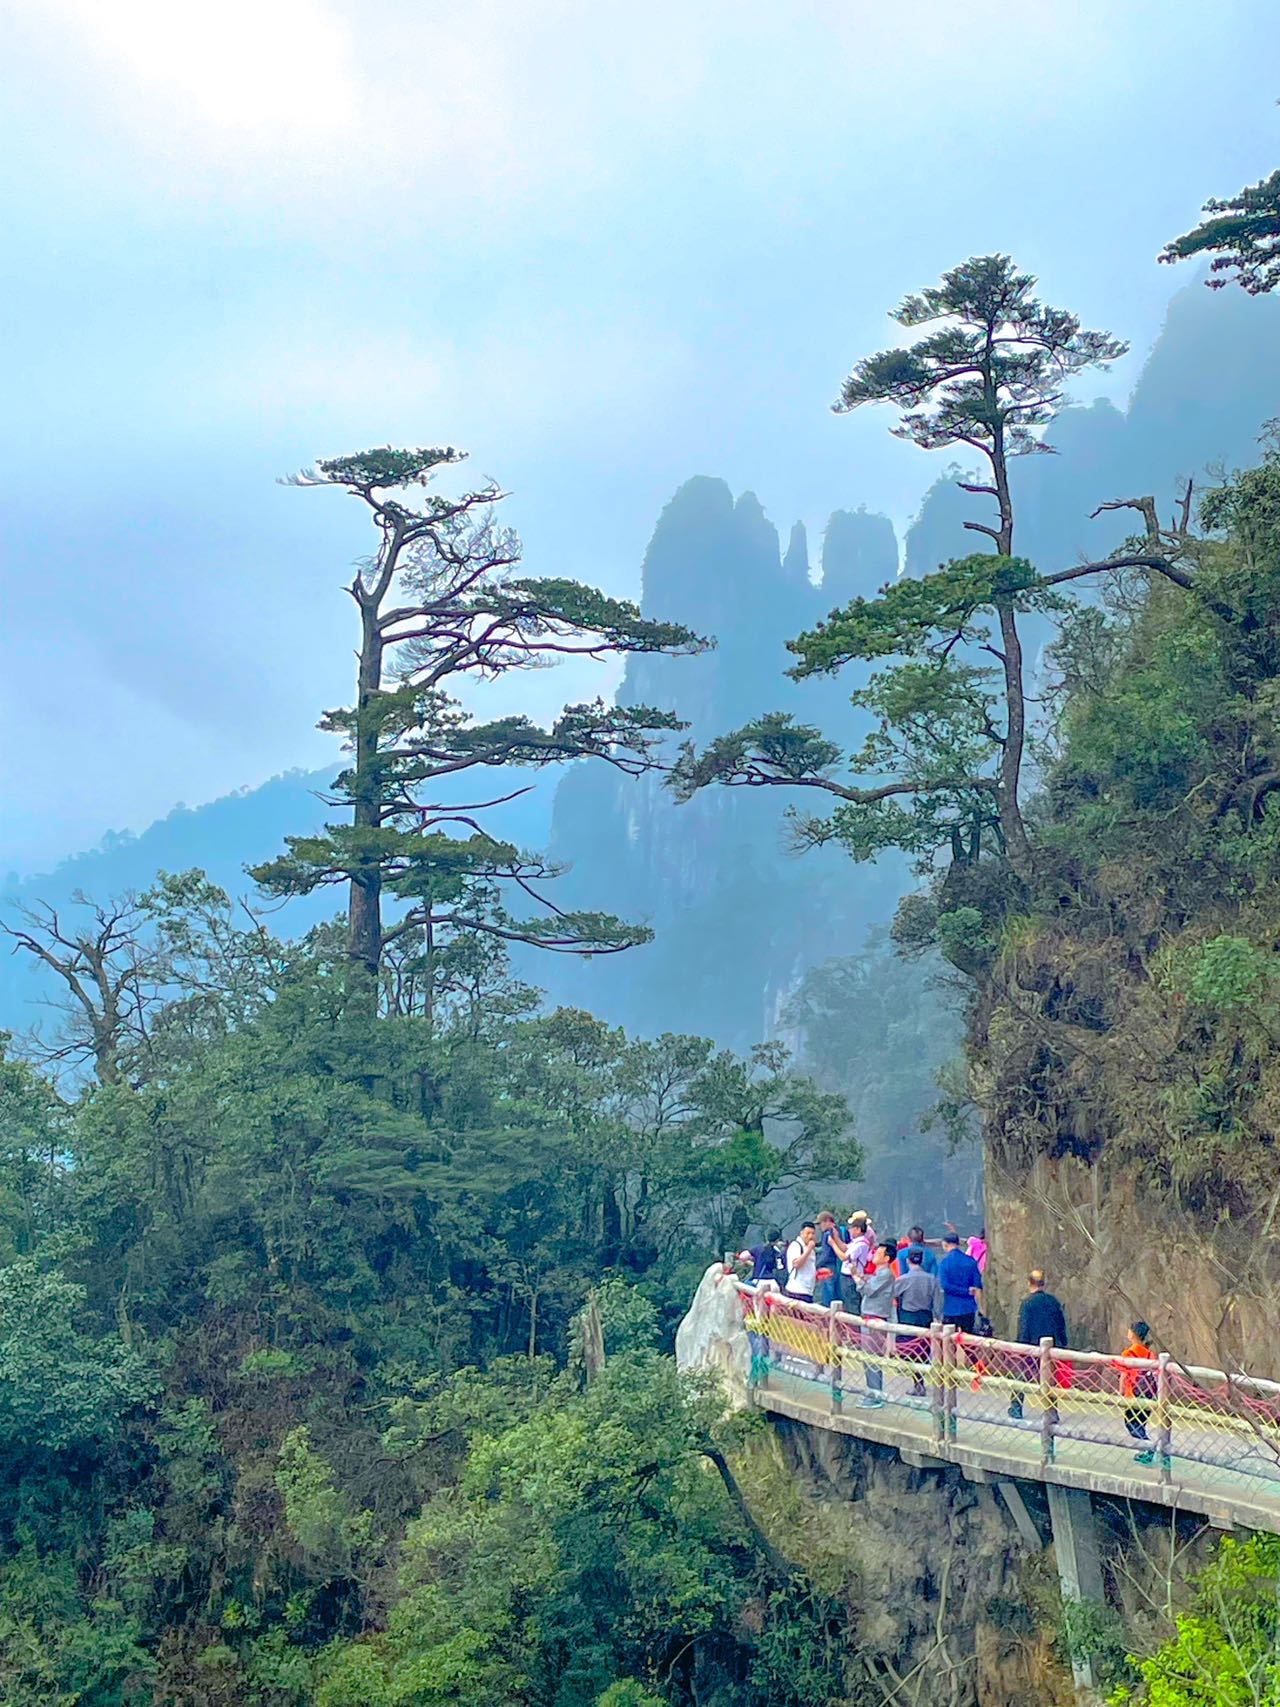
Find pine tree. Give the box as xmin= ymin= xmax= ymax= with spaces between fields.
xmin=251 ymin=447 xmax=708 ymax=1006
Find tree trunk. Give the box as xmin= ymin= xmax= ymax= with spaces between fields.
xmin=995 ymin=596 xmax=1033 ymax=882
xmin=701 ymin=1446 xmax=792 ymax=1581
xmin=348 ymin=604 xmax=384 ymax=1002
xmin=988 ymin=420 xmax=1034 ymax=882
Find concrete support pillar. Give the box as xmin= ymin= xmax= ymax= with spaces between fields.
xmin=1047 ymin=1482 xmax=1105 ymax=1694
xmin=997 ymin=1479 xmax=1041 ymax=1550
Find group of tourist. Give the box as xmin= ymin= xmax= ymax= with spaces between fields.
xmin=736 ymin=1211 xmax=988 ymax=1411
xmin=738 ymin=1211 xmax=988 ymax=1329
xmin=736 ymin=1214 xmax=1164 ymax=1461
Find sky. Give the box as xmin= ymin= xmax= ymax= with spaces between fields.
xmin=2 ymin=0 xmax=1278 ymax=871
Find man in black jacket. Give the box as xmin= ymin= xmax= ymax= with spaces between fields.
xmin=1009 ymin=1269 xmax=1068 ymax=1420
xmin=1017 ymin=1269 xmax=1069 ymax=1346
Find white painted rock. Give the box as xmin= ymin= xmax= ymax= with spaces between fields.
xmin=675 ymin=1263 xmax=750 ymax=1409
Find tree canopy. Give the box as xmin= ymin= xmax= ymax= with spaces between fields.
xmin=1161 ymin=166 xmax=1280 ymax=295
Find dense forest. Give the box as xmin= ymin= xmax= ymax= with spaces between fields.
xmin=6 ymin=158 xmax=1280 ymax=1707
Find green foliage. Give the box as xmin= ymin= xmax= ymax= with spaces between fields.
xmin=0 ymin=1543 xmax=152 ymax=1706
xmin=789 ymin=553 xmax=1041 ymax=676
xmin=1060 ymin=1596 xmax=1134 ymax=1695
xmin=276 ymin=1428 xmax=376 ymax=1573
xmin=834 ymin=254 xmax=1126 ymax=457
xmin=0 ymin=1037 xmax=66 ymax=1258
xmin=592 ymin=1276 xmax=661 ymax=1354
xmin=946 ymin=417 xmax=1280 ymax=1219
xmin=675 ymin=256 xmax=1135 ymax=886
xmin=0 ymin=870 xmax=862 ymax=1703
xmin=0 ymin=1260 xmax=153 ymax=1454
xmin=1163 ymin=936 xmax=1276 ymax=1013
xmin=1114 ymin=1534 xmax=1280 ymax=1705
xmin=313 ymin=445 xmax=466 ymax=490
xmin=596 ymin=1683 xmax=667 ymax=1707
xmin=935 ymin=906 xmax=994 ymax=972
xmin=257 ymin=443 xmax=709 ymax=990
xmin=314 ymin=1351 xmax=838 ymax=1707
xmin=1160 ymin=167 xmax=1280 ymax=295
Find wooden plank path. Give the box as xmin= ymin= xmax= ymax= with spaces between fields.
xmin=740 ymin=1285 xmax=1280 ymax=1535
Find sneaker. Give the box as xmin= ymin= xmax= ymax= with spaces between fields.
xmin=858 ymin=1393 xmax=885 ymax=1409
xmin=1134 ymin=1449 xmax=1155 ymax=1466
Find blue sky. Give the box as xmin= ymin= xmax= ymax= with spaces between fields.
xmin=2 ymin=0 xmax=1278 ymax=870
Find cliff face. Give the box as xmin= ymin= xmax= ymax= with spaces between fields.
xmin=539 ymin=479 xmax=907 ymax=1051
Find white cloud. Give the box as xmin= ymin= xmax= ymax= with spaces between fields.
xmin=33 ymin=0 xmax=359 ymax=145
xmin=9 ymin=0 xmax=1145 ymax=237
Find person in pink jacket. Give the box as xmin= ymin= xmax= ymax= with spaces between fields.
xmin=966 ymin=1229 xmax=988 ymax=1274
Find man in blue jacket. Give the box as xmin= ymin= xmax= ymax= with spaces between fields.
xmin=936 ymin=1230 xmax=984 ymax=1334
xmin=897 ymin=1224 xmax=938 ymax=1275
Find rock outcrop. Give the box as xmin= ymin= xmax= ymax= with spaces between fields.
xmin=674 ymin=1262 xmax=751 ymax=1408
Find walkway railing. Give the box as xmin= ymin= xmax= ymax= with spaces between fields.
xmin=739 ymin=1284 xmax=1280 ymax=1509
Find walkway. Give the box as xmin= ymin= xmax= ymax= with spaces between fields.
xmin=739 ymin=1285 xmax=1280 ymax=1534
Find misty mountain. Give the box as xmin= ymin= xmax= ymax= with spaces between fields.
xmin=535 ymin=476 xmax=908 ymax=1049
xmin=0 ymin=770 xmax=556 ymax=1039
xmin=7 ymin=284 xmax=1279 ymax=1072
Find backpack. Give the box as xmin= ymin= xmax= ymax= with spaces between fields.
xmin=1134 ymin=1362 xmax=1158 ymax=1401
xmin=756 ymin=1242 xmax=787 ymax=1286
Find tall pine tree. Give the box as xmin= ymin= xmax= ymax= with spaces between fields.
xmin=252 ymin=448 xmax=707 ymax=1008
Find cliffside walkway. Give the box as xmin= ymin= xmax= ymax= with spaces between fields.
xmin=738 ymin=1284 xmax=1280 ymax=1535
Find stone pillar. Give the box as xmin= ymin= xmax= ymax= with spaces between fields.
xmin=1047 ymin=1482 xmax=1105 ymax=1694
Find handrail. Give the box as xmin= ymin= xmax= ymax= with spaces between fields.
xmin=735 ymin=1279 xmax=1274 ymax=1390
xmin=735 ymin=1278 xmax=1280 ymax=1506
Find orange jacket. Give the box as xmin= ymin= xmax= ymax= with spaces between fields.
xmin=1116 ymin=1337 xmax=1155 ymax=1398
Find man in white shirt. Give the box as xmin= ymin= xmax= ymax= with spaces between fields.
xmin=784 ymin=1222 xmax=817 ymax=1301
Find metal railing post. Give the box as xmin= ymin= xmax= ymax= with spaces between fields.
xmin=829 ymin=1301 xmax=843 ymax=1411
xmin=931 ymin=1323 xmax=946 ymax=1443
xmin=943 ymin=1325 xmax=958 ymax=1441
xmin=1156 ymin=1350 xmax=1172 ymax=1481
xmin=1040 ymin=1336 xmax=1056 ymax=1465
xmin=757 ymin=1282 xmax=777 ymax=1391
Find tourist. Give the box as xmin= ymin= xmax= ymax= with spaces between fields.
xmin=784 ymin=1222 xmax=818 ymax=1302
xmin=841 ymin=1213 xmax=873 ymax=1309
xmin=894 ymin=1248 xmax=943 ymax=1323
xmin=893 ymin=1247 xmax=942 ymax=1396
xmin=1117 ymin=1321 xmax=1161 ymax=1464
xmin=936 ymin=1229 xmax=984 ymax=1335
xmin=897 ymin=1224 xmax=938 ymax=1275
xmin=1016 ymin=1269 xmax=1069 ymax=1347
xmin=1008 ymin=1269 xmax=1068 ymax=1420
xmin=814 ymin=1209 xmax=847 ymax=1308
xmin=737 ymin=1227 xmax=787 ymax=1288
xmin=966 ymin=1227 xmax=989 ymax=1275
xmin=857 ymin=1238 xmax=897 ymax=1408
